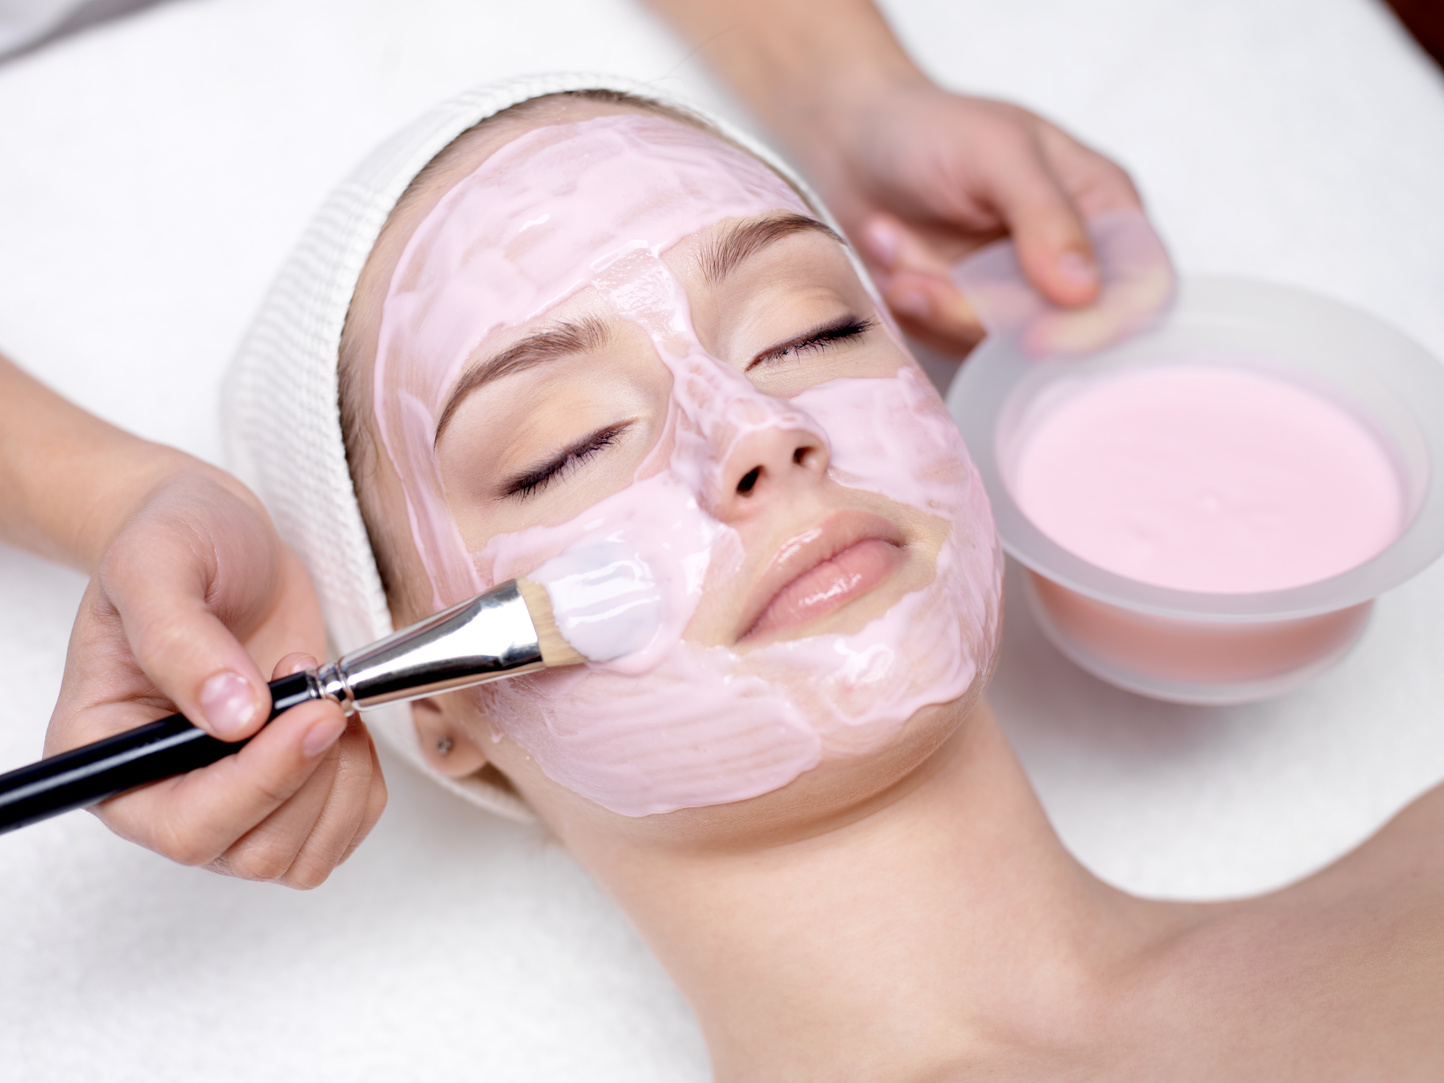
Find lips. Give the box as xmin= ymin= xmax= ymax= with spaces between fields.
xmin=739 ymin=511 xmax=907 ymax=642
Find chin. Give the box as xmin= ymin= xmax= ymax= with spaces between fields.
xmin=499 ymin=674 xmax=992 ymax=852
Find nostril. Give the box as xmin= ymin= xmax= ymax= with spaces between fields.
xmin=793 ymin=446 xmax=808 ymax=465
xmin=736 ymin=467 xmax=761 ymax=494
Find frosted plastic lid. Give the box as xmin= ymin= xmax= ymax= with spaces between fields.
xmin=946 ymin=217 xmax=1444 ymax=622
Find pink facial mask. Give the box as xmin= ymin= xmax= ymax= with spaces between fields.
xmin=374 ymin=114 xmax=1001 ymax=816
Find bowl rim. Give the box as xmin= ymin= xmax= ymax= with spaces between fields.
xmin=946 ymin=275 xmax=1444 ymax=622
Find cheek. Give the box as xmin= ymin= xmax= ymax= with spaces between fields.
xmin=437 ymin=366 xmax=673 ymax=545
xmin=800 ymin=360 xmax=975 ymax=506
xmin=472 ymin=366 xmax=1003 ymax=820
xmin=482 ymin=651 xmax=825 ymax=818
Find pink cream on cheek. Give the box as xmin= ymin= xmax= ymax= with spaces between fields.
xmin=374 ymin=114 xmax=1002 ymax=816
xmin=372 ymin=114 xmax=819 ymax=612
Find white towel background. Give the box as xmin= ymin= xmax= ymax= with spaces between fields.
xmin=1 ymin=1 xmax=1441 ymax=1078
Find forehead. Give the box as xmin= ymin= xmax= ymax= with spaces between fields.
xmin=376 ymin=112 xmax=812 ymax=399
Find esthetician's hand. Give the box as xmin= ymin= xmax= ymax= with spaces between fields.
xmin=646 ymin=0 xmax=1144 ymax=356
xmin=43 ymin=472 xmax=387 ymax=888
xmin=794 ymin=81 xmax=1143 ymax=355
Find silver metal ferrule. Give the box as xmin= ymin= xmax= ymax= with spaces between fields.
xmin=318 ymin=580 xmax=544 ymax=714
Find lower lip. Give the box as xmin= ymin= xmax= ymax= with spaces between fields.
xmin=748 ymin=538 xmax=903 ymax=640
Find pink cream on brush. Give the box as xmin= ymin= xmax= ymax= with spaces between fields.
xmin=373 ymin=114 xmax=1001 ymax=816
xmin=1011 ymin=365 xmax=1403 ymax=593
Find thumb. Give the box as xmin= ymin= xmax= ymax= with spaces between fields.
xmin=986 ymin=150 xmax=1100 ymax=308
xmin=99 ymin=485 xmax=281 ymax=741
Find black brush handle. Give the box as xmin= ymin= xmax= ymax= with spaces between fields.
xmin=0 ymin=671 xmax=325 ymax=836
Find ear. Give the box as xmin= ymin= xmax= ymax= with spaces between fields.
xmin=410 ymin=695 xmax=490 ymax=779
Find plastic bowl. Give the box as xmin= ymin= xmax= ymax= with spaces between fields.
xmin=946 ymin=276 xmax=1444 ymax=704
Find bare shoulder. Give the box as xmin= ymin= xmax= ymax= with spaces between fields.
xmin=1302 ymin=779 xmax=1444 ymax=913
xmin=1125 ymin=783 xmax=1444 ymax=1079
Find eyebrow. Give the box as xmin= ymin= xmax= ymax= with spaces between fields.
xmin=430 ymin=214 xmax=842 ymax=444
xmin=701 ymin=213 xmax=846 ymax=285
xmin=434 ymin=316 xmax=610 ymax=445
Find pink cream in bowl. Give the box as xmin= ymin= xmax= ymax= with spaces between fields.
xmin=948 ymin=274 xmax=1444 ymax=704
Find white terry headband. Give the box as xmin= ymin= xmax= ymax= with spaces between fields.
xmin=222 ymin=73 xmax=853 ymax=821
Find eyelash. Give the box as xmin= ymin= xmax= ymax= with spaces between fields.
xmin=749 ymin=315 xmax=875 ymax=369
xmin=501 ymin=317 xmax=869 ymax=500
xmin=505 ymin=423 xmax=627 ymax=501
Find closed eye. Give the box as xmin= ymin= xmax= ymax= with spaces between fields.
xmin=747 ymin=315 xmax=875 ymax=371
xmin=504 ymin=423 xmax=629 ymax=500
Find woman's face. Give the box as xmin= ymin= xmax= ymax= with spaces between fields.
xmin=353 ymin=101 xmax=1001 ymax=842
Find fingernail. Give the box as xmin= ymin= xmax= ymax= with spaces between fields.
xmin=891 ymin=288 xmax=931 ymax=319
xmin=288 ymin=654 xmax=318 ymax=676
xmin=1058 ymin=250 xmax=1099 ymax=290
xmin=864 ymin=219 xmax=901 ymax=267
xmin=304 ymin=714 xmax=347 ymax=757
xmin=200 ymin=671 xmax=259 ymax=740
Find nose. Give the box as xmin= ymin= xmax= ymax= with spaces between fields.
xmin=711 ymin=418 xmax=830 ymax=523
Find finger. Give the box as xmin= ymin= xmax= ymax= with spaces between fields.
xmin=282 ymin=720 xmax=383 ymax=887
xmin=207 ymin=737 xmax=341 ymax=884
xmin=879 ymin=270 xmax=987 ymax=355
xmin=337 ymin=734 xmax=388 ymax=868
xmin=101 ymin=499 xmax=278 ymax=741
xmin=861 ymin=212 xmax=954 ymax=279
xmin=861 ymin=213 xmax=985 ymax=352
xmin=213 ymin=718 xmax=380 ymax=889
xmin=273 ymin=652 xmax=318 ymax=680
xmin=1037 ymin=125 xmax=1143 ymax=217
xmin=981 ymin=132 xmax=1100 ymax=308
xmin=44 ymin=580 xmax=182 ymax=754
xmin=1022 ymin=259 xmax=1176 ymax=356
xmin=97 ymin=697 xmax=347 ymax=865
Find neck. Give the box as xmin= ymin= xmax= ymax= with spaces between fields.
xmin=561 ymin=704 xmax=1173 ymax=1080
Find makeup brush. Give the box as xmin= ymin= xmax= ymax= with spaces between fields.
xmin=0 ymin=557 xmax=657 ymax=835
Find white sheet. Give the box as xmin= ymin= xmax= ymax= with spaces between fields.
xmin=1 ymin=1 xmax=1441 ymax=1077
